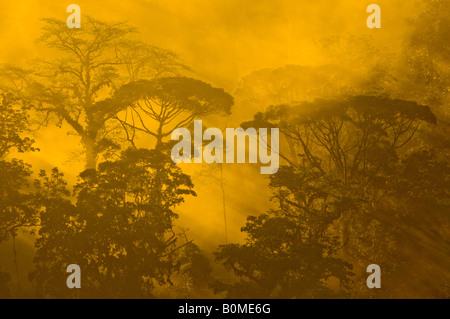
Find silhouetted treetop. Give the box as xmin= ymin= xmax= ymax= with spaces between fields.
xmin=40 ymin=17 xmax=136 ymax=54
xmin=116 ymin=77 xmax=233 ymax=116
xmin=31 ymin=148 xmax=196 ymax=298
xmin=114 ymin=77 xmax=234 ymax=146
xmin=245 ymin=96 xmax=436 ymax=125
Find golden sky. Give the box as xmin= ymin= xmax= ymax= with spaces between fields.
xmin=0 ymin=0 xmax=419 ymax=90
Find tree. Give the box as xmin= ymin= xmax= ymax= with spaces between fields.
xmin=0 ymin=92 xmax=37 ymax=159
xmin=400 ymin=0 xmax=450 ymax=110
xmin=31 ymin=148 xmax=196 ymax=298
xmin=395 ymin=0 xmax=450 ymax=163
xmin=0 ymin=266 xmax=10 ymax=298
xmin=0 ymin=92 xmax=38 ymax=242
xmin=223 ymin=95 xmax=448 ymax=297
xmin=114 ymin=76 xmax=234 ymax=148
xmin=114 ymin=39 xmax=190 ymax=82
xmin=214 ymin=164 xmax=354 ymax=298
xmin=242 ymin=96 xmax=436 ymax=179
xmin=233 ymin=62 xmax=396 ymax=124
xmin=22 ymin=17 xmax=189 ymax=169
xmin=0 ymin=91 xmax=39 ymax=298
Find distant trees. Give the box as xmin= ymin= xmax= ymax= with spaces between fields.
xmin=0 ymin=92 xmax=39 ymax=299
xmin=233 ymin=65 xmax=360 ymax=121
xmin=397 ymin=0 xmax=450 ymax=165
xmin=0 ymin=265 xmax=10 ymax=298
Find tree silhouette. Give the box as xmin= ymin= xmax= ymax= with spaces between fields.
xmin=217 ymin=95 xmax=448 ymax=297
xmin=31 ymin=148 xmax=196 ymax=298
xmin=0 ymin=92 xmax=39 ymax=298
xmin=17 ymin=17 xmax=189 ymax=169
xmin=113 ymin=76 xmax=233 ymax=148
xmin=114 ymin=39 xmax=190 ymax=82
xmin=0 ymin=92 xmax=38 ymax=242
xmin=214 ymin=164 xmax=354 ymax=298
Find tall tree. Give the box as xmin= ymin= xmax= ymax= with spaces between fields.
xmin=23 ymin=17 xmax=189 ymax=169
xmin=400 ymin=0 xmax=450 ymax=109
xmin=214 ymin=164 xmax=354 ymax=298
xmin=242 ymin=96 xmax=436 ymax=179
xmin=114 ymin=77 xmax=233 ymax=148
xmin=0 ymin=92 xmax=38 ymax=242
xmin=220 ymin=96 xmax=448 ymax=297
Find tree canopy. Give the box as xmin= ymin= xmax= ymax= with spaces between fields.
xmin=114 ymin=76 xmax=234 ymax=147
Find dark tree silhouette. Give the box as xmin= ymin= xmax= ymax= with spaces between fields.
xmin=31 ymin=148 xmax=196 ymax=298
xmin=0 ymin=92 xmax=38 ymax=242
xmin=214 ymin=164 xmax=354 ymax=298
xmin=30 ymin=17 xmax=136 ymax=169
xmin=114 ymin=77 xmax=233 ymax=148
xmin=242 ymin=96 xmax=436 ymax=173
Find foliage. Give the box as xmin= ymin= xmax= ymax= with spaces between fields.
xmin=0 ymin=93 xmax=39 ymax=243
xmin=31 ymin=149 xmax=196 ymax=298
xmin=0 ymin=93 xmax=37 ymax=158
xmin=114 ymin=76 xmax=234 ymax=147
xmin=214 ymin=164 xmax=354 ymax=298
xmin=217 ymin=95 xmax=449 ymax=297
xmin=0 ymin=266 xmax=10 ymax=298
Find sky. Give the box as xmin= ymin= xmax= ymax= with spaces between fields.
xmin=0 ymin=0 xmax=421 ymax=90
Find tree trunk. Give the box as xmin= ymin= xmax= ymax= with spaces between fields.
xmin=156 ymin=123 xmax=164 ymax=150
